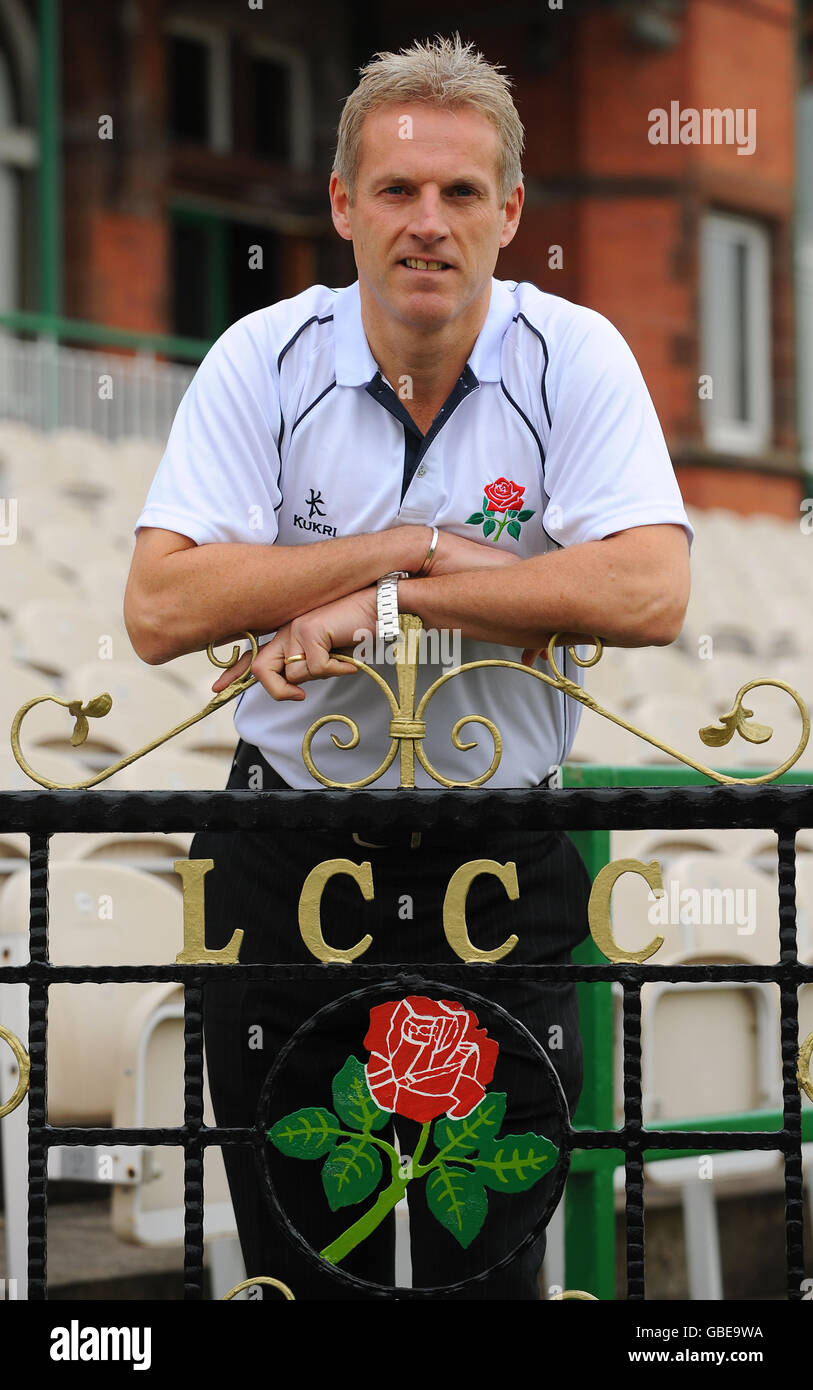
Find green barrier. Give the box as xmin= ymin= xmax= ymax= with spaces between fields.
xmin=561 ymin=762 xmax=812 ymax=1300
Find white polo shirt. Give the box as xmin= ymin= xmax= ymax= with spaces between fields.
xmin=136 ymin=277 xmax=692 ymax=788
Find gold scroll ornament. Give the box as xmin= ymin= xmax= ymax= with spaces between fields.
xmin=221 ymin=1276 xmax=295 ymax=1301
xmin=550 ymin=1289 xmax=599 ymax=1300
xmin=798 ymin=1030 xmax=813 ymax=1103
xmin=0 ymin=1023 xmax=30 ymax=1119
xmin=9 ymin=623 xmax=811 ymax=967
xmin=9 ymin=625 xmax=811 ymax=792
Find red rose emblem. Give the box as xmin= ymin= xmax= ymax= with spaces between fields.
xmin=483 ymin=477 xmax=525 ymax=513
xmin=364 ymin=996 xmax=499 ymax=1123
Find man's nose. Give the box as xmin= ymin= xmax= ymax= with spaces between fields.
xmin=406 ymin=188 xmax=449 ymax=243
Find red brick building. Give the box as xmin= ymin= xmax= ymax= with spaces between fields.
xmin=0 ymin=0 xmax=809 ymax=515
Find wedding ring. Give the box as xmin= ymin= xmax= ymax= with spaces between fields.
xmin=283 ymin=654 xmax=307 ymax=665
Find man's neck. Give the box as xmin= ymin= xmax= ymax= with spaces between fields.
xmin=358 ymin=282 xmax=492 ymax=425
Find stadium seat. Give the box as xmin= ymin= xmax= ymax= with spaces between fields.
xmin=11 ymin=598 xmax=132 ymax=677
xmin=0 ymin=862 xmax=237 ymax=1296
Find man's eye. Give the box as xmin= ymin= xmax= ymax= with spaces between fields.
xmin=384 ymin=186 xmax=406 ymax=195
xmin=450 ymin=186 xmax=475 ymax=197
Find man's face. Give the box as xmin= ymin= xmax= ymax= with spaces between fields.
xmin=330 ymin=103 xmax=523 ymax=333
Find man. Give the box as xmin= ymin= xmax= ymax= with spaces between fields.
xmin=125 ymin=35 xmax=691 ymax=1299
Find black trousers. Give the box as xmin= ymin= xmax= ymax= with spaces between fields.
xmin=193 ymin=741 xmax=590 ymax=1301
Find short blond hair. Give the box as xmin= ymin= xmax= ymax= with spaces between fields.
xmin=334 ymin=35 xmax=525 ymax=205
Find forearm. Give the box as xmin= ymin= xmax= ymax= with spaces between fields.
xmin=126 ymin=525 xmax=431 ymax=664
xmin=399 ymin=532 xmax=688 ymax=650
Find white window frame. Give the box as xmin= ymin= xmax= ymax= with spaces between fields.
xmin=699 ymin=211 xmax=772 ymax=456
xmin=246 ymin=38 xmax=313 ymax=170
xmin=166 ymin=18 xmax=231 ymax=154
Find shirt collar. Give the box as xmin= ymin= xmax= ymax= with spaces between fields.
xmin=333 ymin=277 xmax=516 ymax=387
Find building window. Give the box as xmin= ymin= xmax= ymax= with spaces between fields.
xmin=171 ymin=212 xmax=282 ymax=341
xmin=700 ymin=212 xmax=772 ymax=456
xmin=169 ymin=37 xmax=209 ymax=144
xmin=251 ymin=56 xmax=292 ymax=162
xmin=171 ymin=218 xmax=215 ymax=340
xmin=167 ymin=23 xmax=231 ymax=152
xmin=246 ymin=42 xmax=312 ymax=169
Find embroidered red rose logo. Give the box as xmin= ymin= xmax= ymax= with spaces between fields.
xmin=364 ymin=996 xmax=498 ymax=1123
xmin=267 ymin=995 xmax=559 ymax=1263
xmin=467 ymin=478 xmax=535 ymax=543
xmin=484 ymin=478 xmax=525 ymax=513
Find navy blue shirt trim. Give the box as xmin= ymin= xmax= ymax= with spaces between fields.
xmin=366 ymin=365 xmax=479 ymax=503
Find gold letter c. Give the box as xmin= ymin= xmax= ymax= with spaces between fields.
xmin=298 ymin=859 xmax=374 ymax=963
xmin=443 ymin=859 xmax=519 ymax=963
xmin=588 ymin=858 xmax=665 ymax=964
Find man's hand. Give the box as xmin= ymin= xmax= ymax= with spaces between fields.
xmin=211 ymin=587 xmax=379 ymax=702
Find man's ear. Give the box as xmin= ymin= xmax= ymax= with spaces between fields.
xmin=498 ymin=182 xmax=524 ymax=250
xmin=329 ymin=172 xmax=353 ymax=242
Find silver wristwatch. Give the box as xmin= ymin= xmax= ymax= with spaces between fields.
xmin=376 ymin=571 xmax=409 ymax=641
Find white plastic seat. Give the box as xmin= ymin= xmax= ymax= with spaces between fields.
xmin=0 ymin=862 xmax=184 ymax=1116
xmin=0 ymin=747 xmax=96 ymax=791
xmin=110 ymin=983 xmax=234 ymax=1246
xmin=62 ymin=660 xmax=200 ymax=755
xmin=33 ymin=518 xmax=130 ymax=580
xmin=0 ymin=862 xmax=239 ymax=1296
xmin=107 ymin=748 xmax=231 ymax=790
xmin=0 ymin=665 xmax=81 ymax=753
xmin=611 ymin=827 xmax=765 ymax=866
xmin=0 ymin=547 xmax=77 ymax=616
xmin=659 ymin=854 xmax=780 ymax=963
xmin=617 ymin=939 xmax=788 ymax=1299
xmin=565 ymin=705 xmax=646 ymax=766
xmin=11 ymin=598 xmax=132 ymax=677
xmin=50 ymin=832 xmax=194 ymax=888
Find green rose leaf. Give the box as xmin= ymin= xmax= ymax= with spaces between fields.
xmin=518 ymin=510 xmax=535 ymax=522
xmin=483 ymin=495 xmax=490 ymax=513
xmin=466 ymin=512 xmax=485 ymax=525
xmin=483 ymin=518 xmax=496 ymax=538
xmin=322 ymin=1138 xmax=383 ymax=1211
xmin=473 ymin=1132 xmax=558 ymax=1192
xmin=267 ymin=1107 xmax=342 ymax=1160
xmin=331 ymin=1055 xmax=389 ymax=1132
xmin=426 ymin=1163 xmax=488 ymax=1248
xmin=506 ymin=508 xmax=519 ymax=517
xmin=507 ymin=520 xmax=521 ymax=541
xmin=432 ymin=1092 xmax=507 ymax=1159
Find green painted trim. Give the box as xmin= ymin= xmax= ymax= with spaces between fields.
xmin=560 ymin=759 xmax=810 ymax=1295
xmin=0 ymin=310 xmax=210 ymax=362
xmin=210 ymin=217 xmax=228 ymax=338
xmin=564 ymin=763 xmax=813 ymax=788
xmin=564 ymin=828 xmax=615 ymax=1292
xmin=563 ymin=1169 xmax=618 ymax=1299
xmin=170 ymin=208 xmax=228 ymax=339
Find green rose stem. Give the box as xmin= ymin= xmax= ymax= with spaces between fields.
xmin=319 ymin=1121 xmax=431 ymax=1267
xmin=489 ymin=511 xmax=512 ymax=542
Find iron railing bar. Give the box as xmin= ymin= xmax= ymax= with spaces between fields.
xmin=2 ymin=962 xmax=812 ymax=984
xmin=182 ymin=983 xmax=205 ymax=1300
xmin=3 ymin=784 xmax=813 ymax=834
xmin=26 ymin=833 xmax=49 ymax=1301
xmin=622 ymin=983 xmax=646 ymax=1299
xmin=776 ymin=831 xmax=806 ymax=1298
xmin=24 ymin=1125 xmax=809 ymax=1149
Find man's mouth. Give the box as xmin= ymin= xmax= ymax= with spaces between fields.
xmin=400 ymin=258 xmax=452 ymax=271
